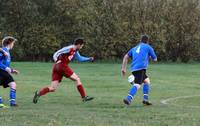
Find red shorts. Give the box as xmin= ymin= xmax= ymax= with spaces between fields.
xmin=52 ymin=62 xmax=74 ymax=82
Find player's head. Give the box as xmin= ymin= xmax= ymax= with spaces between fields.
xmin=2 ymin=36 xmax=17 ymax=49
xmin=74 ymin=37 xmax=85 ymax=50
xmin=141 ymin=35 xmax=149 ymax=43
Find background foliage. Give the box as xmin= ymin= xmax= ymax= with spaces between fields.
xmin=0 ymin=0 xmax=200 ymax=62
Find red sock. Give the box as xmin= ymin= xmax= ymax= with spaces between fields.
xmin=77 ymin=85 xmax=86 ymax=98
xmin=39 ymin=87 xmax=50 ymax=96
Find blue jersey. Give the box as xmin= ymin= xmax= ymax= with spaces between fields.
xmin=127 ymin=42 xmax=157 ymax=72
xmin=0 ymin=47 xmax=11 ymax=71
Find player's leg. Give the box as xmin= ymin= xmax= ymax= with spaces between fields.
xmin=33 ymin=81 xmax=60 ymax=104
xmin=0 ymin=101 xmax=9 ymax=108
xmin=39 ymin=80 xmax=60 ymax=96
xmin=33 ymin=63 xmax=62 ymax=104
xmin=0 ymin=69 xmax=17 ymax=107
xmin=69 ymin=73 xmax=94 ymax=102
xmin=124 ymin=84 xmax=141 ymax=105
xmin=0 ymin=75 xmax=4 ymax=107
xmin=123 ymin=70 xmax=144 ymax=105
xmin=63 ymin=65 xmax=93 ymax=102
xmin=142 ymin=77 xmax=152 ymax=105
xmin=8 ymin=81 xmax=17 ymax=106
xmin=143 ymin=77 xmax=150 ymax=101
xmin=0 ymin=96 xmax=2 ymax=104
xmin=0 ymin=71 xmax=8 ymax=108
xmin=0 ymin=96 xmax=5 ymax=108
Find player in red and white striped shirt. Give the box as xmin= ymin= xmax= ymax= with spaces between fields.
xmin=33 ymin=38 xmax=94 ymax=104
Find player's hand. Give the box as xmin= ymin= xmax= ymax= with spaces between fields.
xmin=11 ymin=69 xmax=20 ymax=75
xmin=90 ymin=57 xmax=94 ymax=62
xmin=5 ymin=67 xmax=12 ymax=74
xmin=121 ymin=69 xmax=126 ymax=78
xmin=152 ymin=58 xmax=157 ymax=63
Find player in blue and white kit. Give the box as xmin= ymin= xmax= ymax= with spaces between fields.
xmin=0 ymin=36 xmax=19 ymax=108
xmin=121 ymin=35 xmax=157 ymax=105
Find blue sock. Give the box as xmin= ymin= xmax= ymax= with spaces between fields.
xmin=10 ymin=88 xmax=16 ymax=105
xmin=0 ymin=96 xmax=3 ymax=104
xmin=126 ymin=85 xmax=138 ymax=102
xmin=143 ymin=83 xmax=149 ymax=101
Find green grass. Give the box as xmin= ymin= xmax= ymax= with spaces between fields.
xmin=0 ymin=62 xmax=200 ymax=126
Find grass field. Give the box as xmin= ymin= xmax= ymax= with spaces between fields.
xmin=0 ymin=62 xmax=200 ymax=126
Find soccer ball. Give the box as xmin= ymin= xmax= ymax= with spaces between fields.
xmin=128 ymin=75 xmax=135 ymax=84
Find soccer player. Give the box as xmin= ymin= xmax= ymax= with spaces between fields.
xmin=121 ymin=35 xmax=157 ymax=105
xmin=0 ymin=36 xmax=19 ymax=108
xmin=33 ymin=38 xmax=94 ymax=104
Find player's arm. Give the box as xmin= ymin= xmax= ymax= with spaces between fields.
xmin=0 ymin=53 xmax=11 ymax=73
xmin=121 ymin=53 xmax=130 ymax=78
xmin=0 ymin=62 xmax=11 ymax=73
xmin=149 ymin=46 xmax=157 ymax=63
xmin=121 ymin=49 xmax=132 ymax=77
xmin=0 ymin=54 xmax=19 ymax=74
xmin=74 ymin=51 xmax=94 ymax=62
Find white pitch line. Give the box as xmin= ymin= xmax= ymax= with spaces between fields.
xmin=160 ymin=95 xmax=200 ymax=108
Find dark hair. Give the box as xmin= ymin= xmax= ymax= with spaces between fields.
xmin=74 ymin=37 xmax=85 ymax=45
xmin=2 ymin=36 xmax=17 ymax=47
xmin=141 ymin=35 xmax=149 ymax=43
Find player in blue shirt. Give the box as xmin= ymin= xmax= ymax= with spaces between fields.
xmin=121 ymin=35 xmax=157 ymax=105
xmin=0 ymin=36 xmax=19 ymax=108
